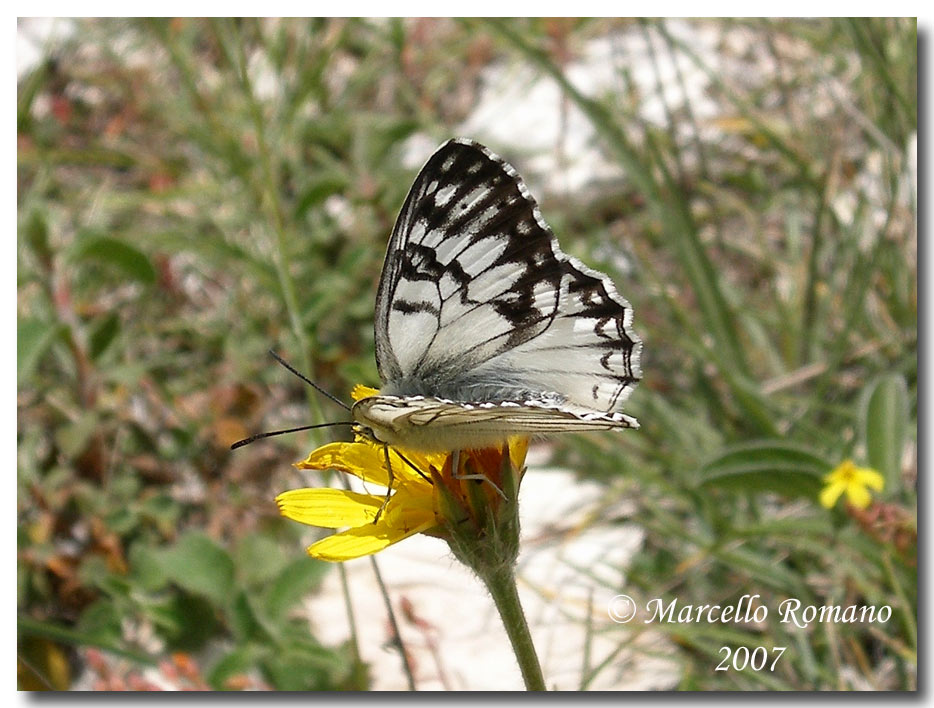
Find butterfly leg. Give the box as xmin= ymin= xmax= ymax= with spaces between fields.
xmin=450 ymin=449 xmax=508 ymax=501
xmin=374 ymin=443 xmax=395 ymax=523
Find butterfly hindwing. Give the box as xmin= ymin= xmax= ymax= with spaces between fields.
xmin=373 ymin=139 xmax=641 ymax=418
xmin=353 ymin=395 xmax=637 ymax=453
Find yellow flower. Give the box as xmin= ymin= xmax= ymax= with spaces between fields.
xmin=819 ymin=459 xmax=885 ymax=510
xmin=275 ymin=385 xmax=529 ymax=562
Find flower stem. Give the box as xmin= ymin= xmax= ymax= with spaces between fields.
xmin=480 ymin=565 xmax=546 ymax=691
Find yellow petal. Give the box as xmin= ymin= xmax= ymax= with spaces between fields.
xmin=351 ymin=384 xmax=380 ymax=401
xmin=819 ymin=479 xmax=846 ymax=509
xmin=306 ymin=507 xmax=437 ymax=561
xmin=385 ymin=445 xmax=448 ymax=484
xmin=508 ymin=436 xmax=530 ymax=470
xmin=296 ymin=440 xmax=443 ymax=487
xmin=825 ymin=459 xmax=854 ymax=483
xmin=845 ymin=483 xmax=872 ymax=510
xmin=386 ymin=482 xmax=436 ymax=518
xmin=349 ymin=433 xmax=447 ymax=484
xmin=276 ymin=488 xmax=383 ymax=528
xmin=856 ymin=467 xmax=885 ymax=491
xmin=295 ymin=442 xmax=390 ymax=486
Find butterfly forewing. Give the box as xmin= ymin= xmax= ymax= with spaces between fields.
xmin=366 ymin=138 xmax=641 ymax=449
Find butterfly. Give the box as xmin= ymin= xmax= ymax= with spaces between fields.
xmin=351 ymin=138 xmax=642 ymax=453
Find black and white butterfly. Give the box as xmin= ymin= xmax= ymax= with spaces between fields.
xmin=351 ymin=138 xmax=642 ymax=453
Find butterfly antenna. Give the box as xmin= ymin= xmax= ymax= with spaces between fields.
xmin=230 ymin=421 xmax=354 ymax=450
xmin=268 ymin=350 xmax=352 ymax=412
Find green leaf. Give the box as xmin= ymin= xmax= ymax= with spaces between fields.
xmin=861 ymin=373 xmax=909 ymax=496
xmin=154 ymin=532 xmax=235 ymax=607
xmin=18 ymin=318 xmax=64 ymax=385
xmin=732 ymin=516 xmax=834 ymax=540
xmin=78 ymin=556 xmax=133 ymax=597
xmin=698 ymin=441 xmax=832 ymax=498
xmin=146 ymin=593 xmax=220 ymax=650
xmin=19 ymin=613 xmax=157 ymax=665
xmin=208 ymin=644 xmax=267 ymax=690
xmin=260 ymin=638 xmax=348 ymax=690
xmin=70 ymin=233 xmax=157 ymax=285
xmin=264 ymin=556 xmax=330 ymax=624
xmin=713 ymin=547 xmax=810 ymax=595
xmin=234 ymin=534 xmax=288 ymax=589
xmin=228 ymin=590 xmax=272 ymax=643
xmin=74 ymin=599 xmax=124 ymax=645
xmin=127 ymin=543 xmax=170 ymax=592
xmin=22 ymin=210 xmax=52 ymax=265
xmin=88 ymin=312 xmax=121 ymax=361
xmin=103 ymin=506 xmax=138 ymax=535
xmin=53 ymin=411 xmax=100 ymax=458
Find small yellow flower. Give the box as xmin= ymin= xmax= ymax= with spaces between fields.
xmin=819 ymin=459 xmax=885 ymax=510
xmin=275 ymin=385 xmax=529 ymax=562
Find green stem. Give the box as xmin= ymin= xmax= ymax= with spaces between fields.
xmin=479 ymin=565 xmax=546 ymax=691
xmin=370 ymin=555 xmax=417 ymax=690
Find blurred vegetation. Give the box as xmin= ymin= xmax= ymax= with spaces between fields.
xmin=18 ymin=18 xmax=915 ymax=690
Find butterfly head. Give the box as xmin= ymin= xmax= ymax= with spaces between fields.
xmin=350 ymin=395 xmax=410 ymax=449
